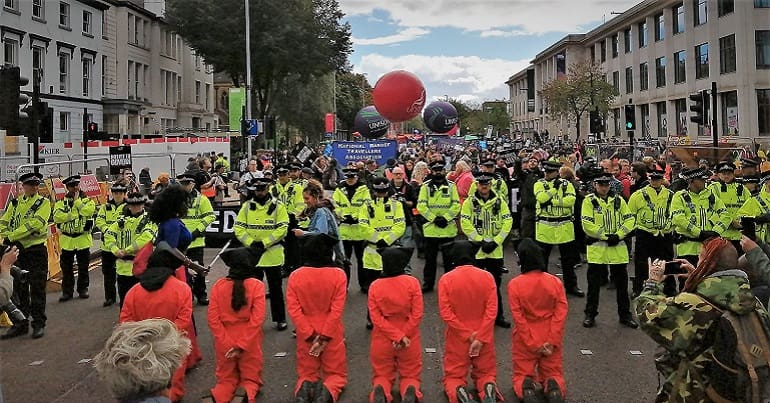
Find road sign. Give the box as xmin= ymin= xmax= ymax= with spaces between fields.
xmin=247 ymin=119 xmax=259 ymax=137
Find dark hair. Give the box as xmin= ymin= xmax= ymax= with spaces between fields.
xmin=303 ymin=179 xmax=324 ymax=200
xmin=149 ymin=184 xmax=189 ymax=224
xmin=230 ymin=279 xmax=246 ymax=311
xmin=631 ymin=162 xmax=648 ymax=177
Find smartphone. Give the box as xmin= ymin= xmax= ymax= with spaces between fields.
xmin=741 ymin=217 xmax=757 ymax=241
xmin=664 ymin=261 xmax=687 ymax=275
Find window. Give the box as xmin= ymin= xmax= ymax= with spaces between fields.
xmin=600 ymin=40 xmax=606 ymax=62
xmin=755 ymin=0 xmax=770 ymax=7
xmin=134 ymin=17 xmax=141 ymax=45
xmin=590 ymin=46 xmax=596 ymax=63
xmin=722 ymin=90 xmax=738 ymax=135
xmin=612 ymin=71 xmax=619 ymax=93
xmin=32 ymin=46 xmax=45 ymax=85
xmin=624 ymin=28 xmax=632 ymax=53
xmin=195 ymin=80 xmax=201 ymax=104
xmin=673 ymin=3 xmax=684 ymax=35
xmin=758 ymin=31 xmax=770 ymax=68
xmin=205 ymin=83 xmax=210 ymax=109
xmin=675 ymin=98 xmax=688 ymax=135
xmin=654 ymin=13 xmax=665 ymax=41
xmin=720 ymin=34 xmax=736 ymax=73
xmin=694 ymin=0 xmax=707 ymax=26
xmin=694 ymin=43 xmax=709 ymax=79
xmin=59 ymin=52 xmax=69 ymax=93
xmin=656 ymin=101 xmax=667 ymax=137
xmin=143 ymin=65 xmax=148 ymax=100
xmin=640 ymin=62 xmax=649 ymax=91
xmin=82 ymin=58 xmax=91 ymax=96
xmin=640 ymin=104 xmax=650 ymax=137
xmin=3 ymin=0 xmax=17 ymax=11
xmin=127 ymin=14 xmax=134 ymax=44
xmin=613 ymin=108 xmax=621 ymax=136
xmin=3 ymin=38 xmax=18 ymax=67
xmin=101 ymin=55 xmax=106 ymax=95
xmin=59 ymin=112 xmax=69 ymax=131
xmin=59 ymin=2 xmax=70 ymax=28
xmin=33 ymin=0 xmax=45 ymax=19
xmin=83 ymin=11 xmax=92 ymax=34
xmin=127 ymin=61 xmax=133 ymax=98
xmin=102 ymin=12 xmax=107 ymax=38
xmin=639 ymin=21 xmax=648 ymax=48
xmin=718 ymin=0 xmax=734 ymax=16
xmin=135 ymin=63 xmax=140 ymax=99
xmin=177 ymin=76 xmax=182 ymax=104
xmin=656 ymin=56 xmax=666 ymax=87
xmin=625 ymin=67 xmax=633 ymax=93
xmin=759 ymin=89 xmax=770 ymax=136
xmin=674 ymin=50 xmax=686 ymax=83
xmin=612 ymin=34 xmax=619 ymax=58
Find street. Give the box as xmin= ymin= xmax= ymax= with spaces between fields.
xmin=1 ymin=249 xmax=659 ymax=403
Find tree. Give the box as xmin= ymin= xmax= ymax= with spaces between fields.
xmin=539 ymin=62 xmax=616 ymax=140
xmin=335 ymin=72 xmax=372 ymax=132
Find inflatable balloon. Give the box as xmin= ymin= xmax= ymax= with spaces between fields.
xmin=353 ymin=106 xmax=390 ymax=139
xmin=423 ymin=101 xmax=459 ymax=133
xmin=372 ymin=70 xmax=426 ymax=122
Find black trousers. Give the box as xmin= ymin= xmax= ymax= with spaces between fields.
xmin=422 ymin=236 xmax=455 ymax=290
xmin=520 ymin=208 xmax=536 ymax=239
xmin=477 ymin=258 xmax=505 ymax=320
xmin=585 ymin=263 xmax=631 ymax=319
xmin=343 ymin=240 xmax=365 ymax=289
xmin=13 ymin=244 xmax=47 ymax=329
xmin=255 ymin=265 xmax=286 ymax=323
xmin=187 ymin=247 xmax=207 ymax=299
xmin=117 ymin=274 xmax=139 ymax=307
xmin=101 ymin=251 xmax=117 ymax=302
xmin=536 ymin=240 xmax=579 ymax=290
xmin=284 ymin=230 xmax=301 ymax=273
xmin=60 ymin=248 xmax=91 ymax=295
xmin=633 ymin=231 xmax=673 ymax=295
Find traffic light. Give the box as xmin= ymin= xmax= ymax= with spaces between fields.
xmin=624 ymin=105 xmax=636 ymax=130
xmin=0 ymin=66 xmax=30 ymax=134
xmin=589 ymin=109 xmax=603 ymax=134
xmin=40 ymin=104 xmax=53 ymax=143
xmin=689 ymin=90 xmax=709 ymax=125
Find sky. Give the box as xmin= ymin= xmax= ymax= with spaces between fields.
xmin=340 ymin=0 xmax=640 ymax=105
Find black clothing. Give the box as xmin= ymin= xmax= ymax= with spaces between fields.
xmin=14 ymin=245 xmax=47 ymax=329
xmin=187 ymin=247 xmax=207 ymax=300
xmin=476 ymin=258 xmax=505 ymax=321
xmin=422 ymin=236 xmax=456 ymax=290
xmin=632 ymin=230 xmax=674 ymax=295
xmin=536 ymin=240 xmax=579 ymax=290
xmin=60 ymin=248 xmax=90 ymax=296
xmin=343 ymin=240 xmax=365 ymax=288
xmin=255 ymin=265 xmax=286 ymax=323
xmin=390 ymin=180 xmax=417 ymax=225
xmin=101 ymin=251 xmax=117 ymax=303
xmin=585 ymin=263 xmax=631 ymax=319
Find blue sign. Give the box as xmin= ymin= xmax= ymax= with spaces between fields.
xmin=332 ymin=140 xmax=398 ymax=166
xmin=247 ymin=119 xmax=259 ymax=136
xmin=478 ymin=140 xmax=488 ymax=150
xmin=323 ymin=144 xmax=333 ymax=156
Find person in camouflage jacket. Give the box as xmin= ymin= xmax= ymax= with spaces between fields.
xmin=634 ymin=236 xmax=770 ymax=403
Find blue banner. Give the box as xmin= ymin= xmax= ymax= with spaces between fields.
xmin=332 ymin=140 xmax=398 ymax=166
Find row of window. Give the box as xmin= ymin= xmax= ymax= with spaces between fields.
xmin=4 ymin=0 xmax=98 ymax=36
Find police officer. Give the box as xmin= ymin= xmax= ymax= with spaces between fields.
xmin=389 ymin=166 xmax=417 ymax=273
xmin=95 ymin=183 xmax=128 ymax=307
xmin=234 ymin=177 xmax=290 ymax=330
xmin=741 ymin=174 xmax=761 ymax=196
xmin=54 ymin=175 xmax=97 ymax=302
xmin=333 ymin=167 xmax=372 ymax=288
xmin=468 ymin=159 xmax=509 ymax=203
xmin=417 ymin=161 xmax=461 ymax=293
xmin=581 ymin=173 xmax=637 ymax=328
xmin=533 ymin=161 xmax=584 ymax=297
xmin=518 ymin=156 xmax=542 ymax=240
xmin=288 ymin=162 xmax=308 ymax=188
xmin=627 ymin=168 xmax=675 ymax=297
xmin=740 ymin=158 xmax=759 ymax=178
xmin=0 ymin=173 xmax=51 ymax=339
xmin=460 ymin=173 xmax=513 ymax=328
xmin=738 ymin=171 xmax=770 ymax=243
xmin=102 ymin=192 xmax=156 ymax=306
xmin=709 ymin=161 xmax=748 ymax=253
xmin=271 ymin=165 xmax=305 ymax=274
xmin=177 ymin=173 xmax=216 ymax=305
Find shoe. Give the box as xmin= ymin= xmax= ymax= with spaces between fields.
xmin=481 ymin=382 xmax=498 ymax=403
xmin=521 ymin=377 xmax=539 ymax=403
xmin=372 ymin=385 xmax=387 ymax=403
xmin=566 ymin=287 xmax=585 ymax=298
xmin=501 ymin=266 xmax=510 ymax=274
xmin=295 ymin=380 xmax=315 ymax=403
xmin=455 ymin=385 xmax=477 ymax=403
xmin=421 ymin=286 xmax=434 ymax=294
xmin=31 ymin=327 xmax=45 ymax=339
xmin=102 ymin=299 xmax=115 ymax=307
xmin=1 ymin=322 xmax=29 ymax=339
xmin=197 ymin=296 xmax=209 ymax=306
xmin=495 ymin=317 xmax=511 ymax=328
xmin=366 ymin=319 xmax=373 ymax=330
xmin=313 ymin=382 xmax=333 ymax=403
xmin=582 ymin=315 xmax=596 ymax=328
xmin=59 ymin=293 xmax=73 ymax=302
xmin=266 ymin=292 xmax=271 ymax=299
xmin=619 ymin=317 xmax=639 ymax=329
xmin=545 ymin=378 xmax=564 ymax=403
xmin=78 ymin=291 xmax=89 ymax=299
xmin=402 ymin=386 xmax=418 ymax=403
xmin=276 ymin=322 xmax=288 ymax=331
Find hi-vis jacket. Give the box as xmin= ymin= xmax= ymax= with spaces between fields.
xmin=460 ymin=191 xmax=512 ymax=259
xmin=671 ymin=188 xmax=730 ymax=256
xmin=0 ymin=193 xmax=51 ymax=249
xmin=533 ymin=178 xmax=576 ymax=244
xmin=359 ymin=197 xmax=405 ymax=271
xmin=234 ymin=197 xmax=289 ymax=267
xmin=417 ymin=179 xmax=460 ymax=238
xmin=181 ymin=190 xmax=215 ymax=249
xmin=708 ymin=181 xmax=747 ymax=241
xmin=103 ymin=210 xmax=156 ymax=276
xmin=54 ymin=194 xmax=96 ymax=250
xmin=332 ymin=183 xmax=372 ymax=241
xmin=271 ymin=180 xmax=305 ymax=217
xmin=581 ymin=193 xmax=635 ymax=264
xmin=738 ymin=188 xmax=770 ymax=243
xmin=96 ymin=200 xmax=126 ymax=252
xmin=627 ymin=185 xmax=674 ymax=237
xmin=467 ymin=176 xmax=509 ymax=202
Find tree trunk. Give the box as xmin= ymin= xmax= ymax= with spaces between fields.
xmin=575 ymin=116 xmax=581 ymax=141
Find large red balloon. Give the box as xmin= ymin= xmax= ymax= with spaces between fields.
xmin=372 ymin=70 xmax=426 ymax=123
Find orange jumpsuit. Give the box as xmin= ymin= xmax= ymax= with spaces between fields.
xmin=507 ymin=271 xmax=568 ymax=398
xmin=208 ymin=278 xmax=266 ymax=403
xmin=438 ymin=264 xmax=499 ymax=403
xmin=286 ymin=266 xmax=348 ymax=401
xmin=367 ymin=274 xmax=424 ymax=402
xmin=175 ymin=266 xmax=202 ymax=368
xmin=120 ymin=276 xmax=192 ymax=402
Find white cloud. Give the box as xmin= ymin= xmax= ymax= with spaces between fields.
xmin=479 ymin=29 xmax=530 ymax=38
xmin=352 ymin=27 xmax=430 ymax=45
xmin=355 ymin=54 xmax=531 ymax=103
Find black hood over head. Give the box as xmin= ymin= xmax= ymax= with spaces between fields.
xmin=300 ymin=233 xmax=338 ymax=267
xmin=221 ymin=247 xmax=261 ymax=279
xmin=440 ymin=240 xmax=480 ymax=269
xmin=517 ymin=238 xmax=545 ymax=273
xmin=379 ymin=247 xmax=414 ymax=278
xmin=139 ymin=250 xmax=182 ymax=291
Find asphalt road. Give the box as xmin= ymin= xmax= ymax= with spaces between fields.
xmin=0 ymin=249 xmax=660 ymax=403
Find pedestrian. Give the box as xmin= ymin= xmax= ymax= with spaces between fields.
xmin=138 ymin=167 xmax=152 ymax=195
xmin=176 ymin=173 xmax=216 ymax=305
xmin=368 ymin=247 xmax=423 ymax=403
xmin=150 ymin=172 xmax=170 ymax=199
xmin=212 ymin=163 xmax=228 ymax=204
xmin=271 ymin=165 xmax=305 ymax=276
xmin=332 ymin=167 xmax=372 ymax=287
xmin=54 ymin=175 xmax=97 ymax=302
xmin=286 ymin=233 xmax=348 ymax=403
xmin=293 ymin=180 xmax=346 ymax=268
xmin=96 ymin=183 xmax=128 ymax=307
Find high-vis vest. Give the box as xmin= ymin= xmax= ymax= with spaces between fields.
xmin=467 ymin=176 xmax=509 ymax=203
xmin=234 ymin=197 xmax=289 ymax=267
xmin=671 ymin=188 xmax=730 ymax=256
xmin=460 ymin=191 xmax=512 ymax=259
xmin=581 ymin=194 xmax=635 ymax=264
xmin=359 ymin=197 xmax=405 ymax=271
xmin=181 ymin=191 xmax=215 ymax=249
xmin=417 ymin=179 xmax=461 ymax=238
xmin=332 ymin=183 xmax=372 ymax=241
xmin=54 ymin=195 xmax=96 ymax=250
xmin=708 ymin=181 xmax=747 ymax=241
xmin=738 ymin=189 xmax=770 ymax=243
xmin=103 ymin=211 xmax=156 ymax=276
xmin=0 ymin=194 xmax=51 ymax=248
xmin=533 ymin=178 xmax=576 ymax=244
xmin=270 ymin=180 xmax=305 ymax=217
xmin=627 ymin=185 xmax=674 ymax=237
xmin=96 ymin=200 xmax=126 ymax=251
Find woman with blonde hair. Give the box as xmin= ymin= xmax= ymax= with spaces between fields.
xmin=449 ymin=160 xmax=474 ymax=205
xmin=410 ymin=161 xmax=430 ymax=186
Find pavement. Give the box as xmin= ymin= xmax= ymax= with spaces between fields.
xmin=0 ymin=249 xmax=660 ymax=403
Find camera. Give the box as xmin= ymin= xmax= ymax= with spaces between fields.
xmin=664 ymin=261 xmax=687 ymax=275
xmin=1 ymin=301 xmax=25 ymax=323
xmin=10 ymin=266 xmax=28 ymax=283
xmin=741 ymin=217 xmax=757 ymax=241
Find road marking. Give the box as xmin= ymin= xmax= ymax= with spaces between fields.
xmin=629 ymin=350 xmax=644 ymax=355
xmin=425 ymin=348 xmax=437 ymax=353
xmin=274 ymin=352 xmax=288 ymax=357
xmin=77 ymin=358 xmax=92 ymax=364
xmin=580 ymin=349 xmax=593 ymax=355
xmin=29 ymin=360 xmax=44 ymax=366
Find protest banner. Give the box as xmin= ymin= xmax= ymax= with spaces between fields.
xmin=331 ymin=139 xmax=398 ymax=166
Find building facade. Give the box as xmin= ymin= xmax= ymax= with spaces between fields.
xmin=508 ymin=0 xmax=770 ymax=141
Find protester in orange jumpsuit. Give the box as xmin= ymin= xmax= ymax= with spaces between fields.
xmin=368 ymin=247 xmax=423 ymax=403
xmin=438 ymin=240 xmax=502 ymax=403
xmin=507 ymin=238 xmax=567 ymax=403
xmin=120 ymin=249 xmax=193 ymax=402
xmin=206 ymin=247 xmax=266 ymax=403
xmin=287 ymin=233 xmax=348 ymax=403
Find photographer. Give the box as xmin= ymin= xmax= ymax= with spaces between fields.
xmin=0 ymin=246 xmax=20 ymax=310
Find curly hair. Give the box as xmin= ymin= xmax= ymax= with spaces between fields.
xmin=148 ymin=184 xmax=189 ymax=224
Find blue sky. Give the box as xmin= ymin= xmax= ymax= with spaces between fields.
xmin=340 ymin=0 xmax=639 ymax=104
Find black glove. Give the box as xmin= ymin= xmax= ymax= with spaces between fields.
xmin=434 ymin=216 xmax=449 ymax=228
xmin=540 ymin=200 xmax=552 ymax=209
xmin=376 ymin=239 xmax=389 ymax=248
xmin=698 ymin=230 xmax=719 ymax=242
xmin=552 ymin=178 xmax=562 ymax=189
xmin=605 ymin=234 xmax=620 ymax=246
xmin=250 ymin=241 xmax=265 ymax=252
xmin=481 ymin=240 xmax=497 ymax=254
xmin=755 ymin=214 xmax=770 ymax=224
xmin=342 ymin=215 xmax=357 ymax=225
xmin=191 ymin=229 xmax=202 ymax=239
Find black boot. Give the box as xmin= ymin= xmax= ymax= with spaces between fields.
xmin=521 ymin=377 xmax=539 ymax=403
xmin=31 ymin=327 xmax=45 ymax=339
xmin=582 ymin=315 xmax=596 ymax=328
xmin=294 ymin=380 xmax=315 ymax=403
xmin=545 ymin=379 xmax=564 ymax=403
xmin=402 ymin=386 xmax=418 ymax=403
xmin=313 ymin=382 xmax=333 ymax=403
xmin=455 ymin=385 xmax=478 ymax=403
xmin=481 ymin=382 xmax=498 ymax=403
xmin=372 ymin=385 xmax=387 ymax=403
xmin=1 ymin=321 xmax=29 ymax=339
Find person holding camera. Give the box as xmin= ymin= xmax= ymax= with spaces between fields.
xmin=54 ymin=175 xmax=97 ymax=302
xmin=0 ymin=246 xmax=20 ymax=320
xmin=0 ymin=172 xmax=52 ymax=339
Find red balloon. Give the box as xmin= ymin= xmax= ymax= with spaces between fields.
xmin=372 ymin=70 xmax=426 ymax=123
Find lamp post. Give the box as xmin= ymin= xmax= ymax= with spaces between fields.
xmin=244 ymin=0 xmax=253 ymax=157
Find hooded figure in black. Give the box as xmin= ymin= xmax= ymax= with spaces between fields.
xmin=517 ymin=237 xmax=546 ymax=274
